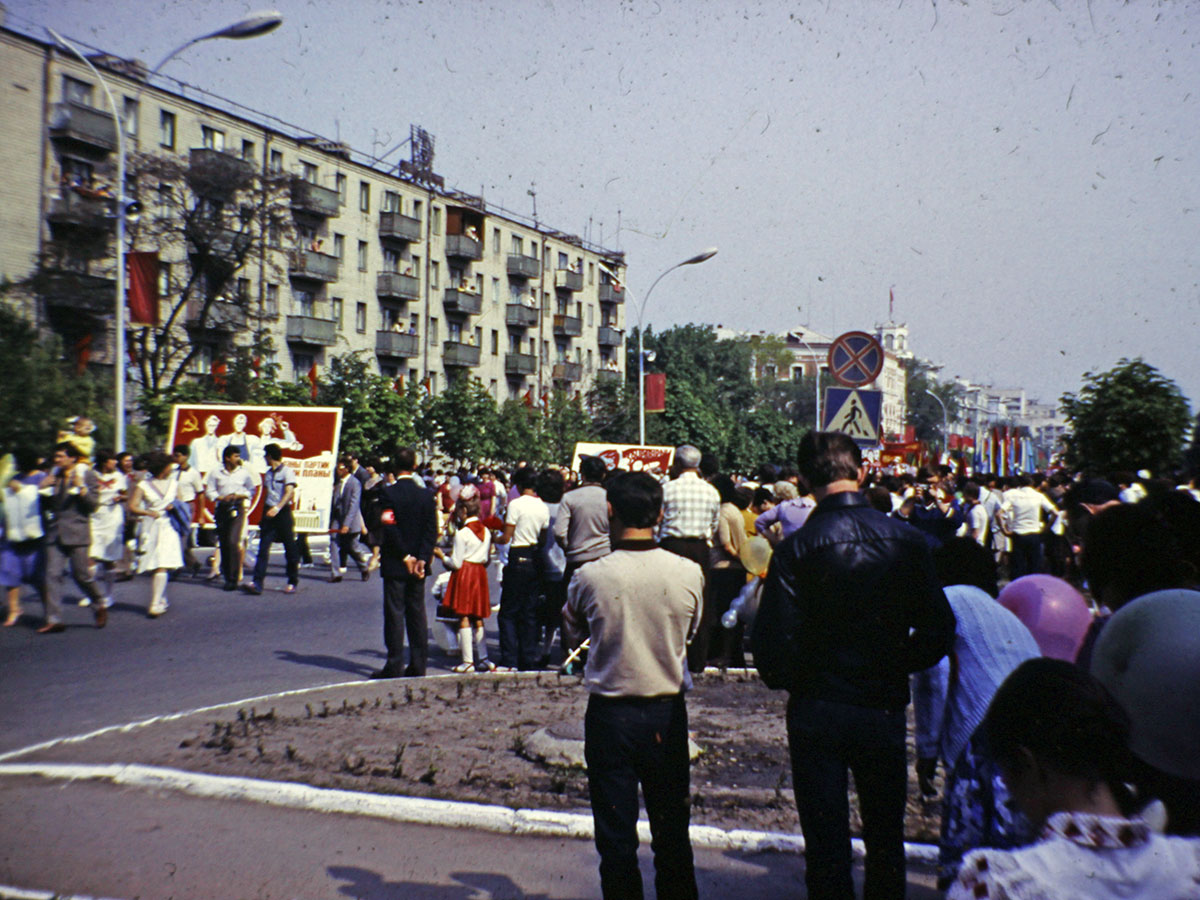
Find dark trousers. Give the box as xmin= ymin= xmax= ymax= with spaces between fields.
xmin=46 ymin=541 xmax=103 ymax=622
xmin=585 ymin=693 xmax=697 ymax=900
xmin=252 ymin=508 xmax=299 ymax=587
xmin=382 ymin=575 xmax=428 ymax=676
xmin=693 ymin=566 xmax=746 ymax=670
xmin=215 ymin=502 xmax=245 ymax=587
xmin=787 ymin=696 xmax=908 ymax=900
xmin=498 ymin=552 xmax=543 ymax=669
xmin=1009 ymin=532 xmax=1043 ymax=580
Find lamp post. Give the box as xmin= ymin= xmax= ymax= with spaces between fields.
xmin=601 ymin=247 xmax=717 ymax=445
xmin=48 ymin=11 xmax=283 ymax=451
xmin=925 ymin=388 xmax=949 ymax=462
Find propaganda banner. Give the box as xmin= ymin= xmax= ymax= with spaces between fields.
xmin=571 ymin=442 xmax=675 ymax=474
xmin=167 ymin=405 xmax=343 ymax=533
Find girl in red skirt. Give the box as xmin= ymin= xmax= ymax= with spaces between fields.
xmin=435 ymin=486 xmax=494 ymax=672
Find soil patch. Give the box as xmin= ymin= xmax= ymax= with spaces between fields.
xmin=158 ymin=672 xmax=942 ymax=842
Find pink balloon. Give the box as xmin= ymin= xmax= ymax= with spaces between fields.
xmin=998 ymin=575 xmax=1093 ymax=662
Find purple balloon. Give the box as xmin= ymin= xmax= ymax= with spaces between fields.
xmin=998 ymin=575 xmax=1093 ymax=662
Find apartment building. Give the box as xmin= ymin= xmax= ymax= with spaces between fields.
xmin=0 ymin=25 xmax=627 ymax=402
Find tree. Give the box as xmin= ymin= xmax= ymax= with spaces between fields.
xmin=904 ymin=358 xmax=961 ymax=451
xmin=542 ymin=389 xmax=593 ymax=465
xmin=1059 ymin=358 xmax=1192 ymax=475
xmin=420 ymin=378 xmax=497 ymax=464
xmin=493 ymin=398 xmax=546 ymax=465
xmin=317 ymin=354 xmax=418 ymax=460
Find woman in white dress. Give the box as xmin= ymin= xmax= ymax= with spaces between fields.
xmin=128 ymin=451 xmax=183 ymax=618
xmin=86 ymin=450 xmax=127 ymax=609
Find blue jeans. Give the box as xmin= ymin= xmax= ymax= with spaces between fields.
xmin=585 ymin=693 xmax=697 ymax=900
xmin=787 ymin=695 xmax=908 ymax=900
xmin=498 ymin=551 xmax=542 ymax=669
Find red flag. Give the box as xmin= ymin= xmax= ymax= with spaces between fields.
xmin=211 ymin=359 xmax=228 ymax=392
xmin=421 ymin=376 xmax=432 ymax=397
xmin=522 ymin=389 xmax=534 ymax=408
xmin=128 ymin=345 xmax=139 ymax=366
xmin=644 ymin=373 xmax=666 ymax=413
xmin=393 ymin=375 xmax=405 ymax=394
xmin=126 ymin=251 xmax=159 ymax=326
xmin=73 ymin=333 xmax=93 ymax=375
xmin=251 ymin=356 xmax=262 ymax=378
xmin=307 ymin=363 xmax=319 ymax=400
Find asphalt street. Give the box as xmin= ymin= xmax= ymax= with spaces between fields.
xmin=0 ymin=537 xmax=483 ymax=755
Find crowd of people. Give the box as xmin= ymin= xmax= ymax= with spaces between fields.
xmin=3 ymin=418 xmax=1199 ymax=898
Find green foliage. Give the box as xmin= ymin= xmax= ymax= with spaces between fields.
xmin=317 ymin=354 xmax=417 ymax=460
xmin=904 ymin=358 xmax=961 ymax=450
xmin=542 ymin=390 xmax=593 ymax=465
xmin=420 ymin=378 xmax=498 ymax=464
xmin=1060 ymin=358 xmax=1192 ymax=476
xmin=584 ymin=376 xmax=637 ymax=444
xmin=493 ymin=398 xmax=546 ymax=465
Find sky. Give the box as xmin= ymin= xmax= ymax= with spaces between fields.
xmin=6 ymin=0 xmax=1198 ymax=409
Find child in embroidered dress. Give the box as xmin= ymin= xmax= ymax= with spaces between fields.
xmin=433 ymin=486 xmax=494 ymax=672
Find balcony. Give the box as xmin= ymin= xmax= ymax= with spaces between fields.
xmin=39 ymin=271 xmax=114 ymax=316
xmin=596 ymin=368 xmax=622 ymax=384
xmin=376 ymin=271 xmax=420 ymax=300
xmin=445 ymin=233 xmax=482 ymax=260
xmin=48 ymin=101 xmax=117 ymax=153
xmin=289 ymin=249 xmax=340 ymax=283
xmin=505 ymin=352 xmax=537 ymax=376
xmin=286 ymin=314 xmax=337 ymax=346
xmin=46 ymin=191 xmax=114 ymax=231
xmin=376 ymin=330 xmax=419 ymax=358
xmin=553 ymin=314 xmax=582 ymax=338
xmin=379 ymin=211 xmax=422 ymax=243
xmin=187 ymin=148 xmax=254 ymax=198
xmin=555 ymin=269 xmax=583 ymax=292
xmin=599 ymin=282 xmax=624 ymax=303
xmin=597 ymin=325 xmax=624 ymax=347
xmin=186 ymin=299 xmax=246 ymax=332
xmin=443 ymin=288 xmax=482 ymax=316
xmin=552 ymin=361 xmax=583 ymax=382
xmin=505 ymin=303 xmax=539 ymax=328
xmin=442 ymin=340 xmax=481 ymax=368
xmin=289 ymin=177 xmax=340 ymax=217
xmin=506 ymin=254 xmax=541 ymax=279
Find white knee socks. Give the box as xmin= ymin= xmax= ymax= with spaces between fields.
xmin=458 ymin=625 xmax=474 ymax=666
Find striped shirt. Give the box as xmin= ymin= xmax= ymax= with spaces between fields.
xmin=658 ymin=471 xmax=720 ymax=543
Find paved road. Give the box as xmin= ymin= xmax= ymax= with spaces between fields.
xmin=0 ymin=539 xmax=493 ymax=755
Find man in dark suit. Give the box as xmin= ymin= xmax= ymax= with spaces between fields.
xmin=329 ymin=457 xmax=370 ymax=582
xmin=372 ymin=446 xmax=437 ymax=678
xmin=40 ymin=442 xmax=106 ymax=631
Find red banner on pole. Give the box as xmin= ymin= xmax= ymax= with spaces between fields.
xmin=644 ymin=372 xmax=666 ymax=413
xmin=126 ymin=251 xmax=159 ymax=326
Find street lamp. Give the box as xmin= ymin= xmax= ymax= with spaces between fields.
xmin=925 ymin=388 xmax=949 ymax=462
xmin=601 ymin=247 xmax=717 ymax=445
xmin=48 ymin=11 xmax=283 ymax=451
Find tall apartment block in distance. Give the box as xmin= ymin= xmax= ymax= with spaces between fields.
xmin=0 ymin=23 xmax=627 ymax=403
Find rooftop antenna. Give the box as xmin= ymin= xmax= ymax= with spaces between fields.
xmin=527 ymin=182 xmax=538 ymax=224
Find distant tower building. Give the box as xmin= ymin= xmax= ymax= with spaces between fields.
xmin=875 ymin=321 xmax=912 ymax=360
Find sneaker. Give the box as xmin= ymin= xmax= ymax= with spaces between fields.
xmin=283 ymin=584 xmax=297 ymax=595
xmin=101 ymin=595 xmax=114 ymax=609
xmin=78 ymin=597 xmax=91 ymax=608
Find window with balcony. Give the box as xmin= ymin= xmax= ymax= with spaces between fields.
xmin=558 ymin=251 xmax=569 ymax=270
xmin=159 ymin=110 xmax=176 ymax=149
xmin=62 ymin=75 xmax=93 ymax=105
xmin=301 ymin=161 xmax=318 ymax=183
xmin=448 ymin=321 xmax=462 ymax=343
xmin=359 ymin=181 xmax=370 ymax=213
xmin=383 ymin=190 xmax=400 ymax=213
xmin=122 ymin=97 xmax=138 ymax=138
xmin=292 ymin=352 xmax=313 ymax=377
xmin=269 ymin=149 xmax=283 ymax=172
xmin=332 ymin=297 xmax=344 ymax=329
xmin=295 ymin=289 xmax=316 ymax=317
xmin=383 ymin=248 xmax=400 ymax=273
xmin=356 ymin=302 xmax=367 ymax=333
xmin=201 ymin=126 xmax=225 ymax=151
xmin=511 ymin=235 xmax=523 ymax=255
xmin=241 ymin=139 xmax=255 ymax=161
xmin=335 ymin=173 xmax=347 ymax=205
xmin=357 ymin=241 xmax=368 ymax=272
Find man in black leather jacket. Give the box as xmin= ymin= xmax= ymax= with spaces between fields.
xmin=752 ymin=432 xmax=955 ymax=900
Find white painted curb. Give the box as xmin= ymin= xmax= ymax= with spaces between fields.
xmin=0 ymin=762 xmax=938 ymax=863
xmin=0 ymin=885 xmax=125 ymax=900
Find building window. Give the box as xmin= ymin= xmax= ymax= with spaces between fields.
xmin=159 ymin=110 xmax=176 ymax=149
xmin=588 ymin=262 xmax=595 ymax=285
xmin=431 ymin=206 xmax=442 ymax=235
xmin=265 ymin=283 xmax=279 ymax=317
xmin=301 ymin=161 xmax=318 ymax=183
xmin=158 ymin=262 xmax=171 ymax=297
xmin=295 ymin=289 xmax=315 ymax=317
xmin=511 ymin=235 xmax=523 ymax=255
xmin=333 ymin=233 xmax=345 ymax=259
xmin=356 ymin=302 xmax=367 ymax=333
xmin=292 ymin=353 xmax=313 ymax=378
xmin=430 ymin=261 xmax=439 ymax=289
xmin=241 ymin=139 xmax=255 ymax=161
xmin=267 ymin=219 xmax=282 ymax=248
xmin=448 ymin=321 xmax=462 ymax=343
xmin=383 ymin=190 xmax=400 ymax=213
xmin=413 ymin=199 xmax=423 ymax=223
xmin=383 ymin=248 xmax=400 ymax=273
xmin=332 ymin=297 xmax=344 ymax=329
xmin=121 ymin=97 xmax=138 ymax=138
xmin=558 ymin=251 xmax=569 ymax=270
xmin=236 ymin=278 xmax=250 ymax=304
xmin=490 ymin=329 xmax=499 ymax=355
xmin=493 ymin=228 xmax=502 ymax=257
xmin=429 ymin=318 xmax=438 ymax=343
xmin=62 ymin=75 xmax=93 ymax=105
xmin=201 ymin=126 xmax=225 ymax=151
xmin=410 ymin=313 xmax=419 ymax=334
xmin=359 ymin=181 xmax=370 ymax=212
xmin=269 ymin=149 xmax=284 ymax=172
xmin=335 ymin=173 xmax=347 ymax=204
xmin=587 ymin=304 xmax=594 ymax=327
xmin=492 ymin=277 xmax=501 ymax=306
xmin=474 ymin=326 xmax=483 ymax=347
xmin=587 ymin=349 xmax=593 ymax=371
xmin=357 ymin=241 xmax=368 ymax=272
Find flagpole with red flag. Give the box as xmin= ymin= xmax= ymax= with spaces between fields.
xmin=307 ymin=363 xmax=319 ymax=400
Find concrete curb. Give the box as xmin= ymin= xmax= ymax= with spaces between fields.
xmin=0 ymin=762 xmax=939 ymax=863
xmin=0 ymin=885 xmax=125 ymax=900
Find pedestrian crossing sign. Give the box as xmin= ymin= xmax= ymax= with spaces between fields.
xmin=823 ymin=388 xmax=883 ymax=447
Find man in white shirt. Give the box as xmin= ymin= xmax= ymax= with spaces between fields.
xmin=1000 ymin=474 xmax=1059 ymax=579
xmin=962 ymin=483 xmax=989 ymax=546
xmin=205 ymin=446 xmax=257 ymax=591
xmin=493 ymin=466 xmax=549 ymax=670
xmin=563 ymin=471 xmax=703 ymax=900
